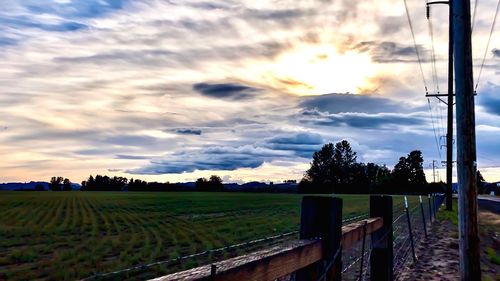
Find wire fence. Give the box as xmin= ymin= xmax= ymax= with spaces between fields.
xmin=339 ymin=194 xmax=444 ymax=281
xmin=81 ymin=195 xmax=444 ymax=281
xmin=81 ymin=213 xmax=371 ymax=280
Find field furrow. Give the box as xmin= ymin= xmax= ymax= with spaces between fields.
xmin=0 ymin=191 xmax=392 ymax=281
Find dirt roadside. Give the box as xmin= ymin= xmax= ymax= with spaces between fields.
xmin=398 ymin=203 xmax=500 ymax=281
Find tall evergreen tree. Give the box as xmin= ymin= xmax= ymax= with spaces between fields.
xmin=392 ymin=150 xmax=427 ymax=186
xmin=305 ymin=143 xmax=335 ymax=184
xmin=333 ymin=140 xmax=357 ymax=184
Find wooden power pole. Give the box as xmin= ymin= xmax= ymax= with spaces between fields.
xmin=425 ymin=0 xmax=454 ymax=210
xmin=432 ymin=160 xmax=438 ymax=182
xmin=452 ymin=0 xmax=481 ymax=279
xmin=446 ymin=0 xmax=454 ymax=211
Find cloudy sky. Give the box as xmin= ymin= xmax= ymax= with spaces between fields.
xmin=0 ymin=0 xmax=499 ymax=184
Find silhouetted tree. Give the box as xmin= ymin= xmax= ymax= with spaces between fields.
xmin=49 ymin=176 xmax=63 ymax=191
xmin=195 ymin=177 xmax=208 ymax=191
xmin=333 ymin=140 xmax=357 ymax=185
xmin=209 ymin=175 xmax=223 ymax=191
xmin=304 ymin=143 xmax=335 ymax=186
xmin=392 ymin=157 xmax=411 ymax=185
xmin=62 ymin=178 xmax=72 ymax=191
xmin=302 ymin=142 xmax=429 ymax=194
xmin=80 ymin=175 xmax=127 ymax=191
xmin=477 ymin=170 xmax=486 ymax=194
xmin=304 ymin=140 xmax=360 ymax=192
xmin=196 ymin=176 xmax=223 ymax=191
xmin=407 ymin=150 xmax=427 ymax=185
xmin=391 ymin=150 xmax=427 ymax=190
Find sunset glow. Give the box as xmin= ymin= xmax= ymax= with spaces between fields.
xmin=0 ymin=0 xmax=498 ymax=183
xmin=265 ymin=44 xmax=377 ymax=95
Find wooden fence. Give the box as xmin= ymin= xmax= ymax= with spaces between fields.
xmin=150 ymin=195 xmax=395 ymax=281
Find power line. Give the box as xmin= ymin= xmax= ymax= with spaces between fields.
xmin=475 ymin=0 xmax=499 ymax=91
xmin=472 ymin=0 xmax=479 ymax=32
xmin=427 ymin=98 xmax=442 ymax=160
xmin=439 ymin=101 xmax=446 ymax=139
xmin=403 ymin=0 xmax=429 ymax=93
xmin=427 ymin=14 xmax=440 ymax=94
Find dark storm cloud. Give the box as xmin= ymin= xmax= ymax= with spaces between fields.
xmin=247 ymin=8 xmax=309 ymax=21
xmin=299 ymin=110 xmax=425 ymax=129
xmin=193 ymin=83 xmax=260 ymax=100
xmin=0 ymin=37 xmax=17 ymax=46
xmin=6 ymin=127 xmax=98 ymax=142
xmin=53 ymin=41 xmax=288 ymax=68
xmin=25 ymin=0 xmax=128 ymax=18
xmin=104 ymin=135 xmax=159 ymax=147
xmin=300 ymin=93 xmax=412 ymax=114
xmin=352 ymin=41 xmax=430 ymax=63
xmin=265 ymin=132 xmax=324 ymax=158
xmin=186 ymin=2 xmax=231 ymax=10
xmin=115 ymin=154 xmax=152 ymax=160
xmin=128 ymin=146 xmax=278 ymax=174
xmin=378 ymin=16 xmax=407 ymax=34
xmin=128 ymin=132 xmax=322 ymax=174
xmin=54 ymin=50 xmax=175 ymax=66
xmin=477 ymin=84 xmax=500 ymax=115
xmin=174 ymin=128 xmax=202 ymax=135
xmin=1 ymin=16 xmax=88 ymax=32
xmin=108 ymin=169 xmax=122 ymax=172
xmin=76 ymin=148 xmax=119 ymax=155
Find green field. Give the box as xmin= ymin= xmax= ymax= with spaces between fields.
xmin=0 ymin=192 xmax=415 ymax=280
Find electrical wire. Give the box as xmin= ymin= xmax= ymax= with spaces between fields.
xmin=428 ymin=99 xmax=442 ymax=160
xmin=427 ymin=14 xmax=441 ymax=94
xmin=403 ymin=0 xmax=429 ymax=93
xmin=475 ymin=0 xmax=499 ymax=91
xmin=438 ymin=101 xmax=447 ymax=142
xmin=472 ymin=0 xmax=479 ymax=32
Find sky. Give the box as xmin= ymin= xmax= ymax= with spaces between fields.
xmin=0 ymin=0 xmax=499 ymax=184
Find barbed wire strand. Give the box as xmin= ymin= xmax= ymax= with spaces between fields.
xmin=81 ymin=213 xmax=370 ymax=280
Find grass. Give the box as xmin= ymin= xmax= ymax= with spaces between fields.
xmin=0 ymin=192 xmax=418 ymax=280
xmin=485 ymin=247 xmax=500 ymax=265
xmin=436 ymin=199 xmax=500 ymax=280
xmin=436 ymin=204 xmax=459 ymax=225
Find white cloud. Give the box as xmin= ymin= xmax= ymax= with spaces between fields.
xmin=1 ymin=0 xmax=499 ymax=182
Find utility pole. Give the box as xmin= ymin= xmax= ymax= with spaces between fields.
xmin=452 ymin=0 xmax=481 ymax=279
xmin=446 ymin=0 xmax=454 ymax=211
xmin=432 ymin=160 xmax=438 ymax=183
xmin=426 ymin=0 xmax=454 ymax=210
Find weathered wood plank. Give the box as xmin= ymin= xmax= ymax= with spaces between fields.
xmin=150 ymin=240 xmax=322 ymax=281
xmin=341 ymin=217 xmax=383 ymax=249
xmin=150 ymin=217 xmax=383 ymax=281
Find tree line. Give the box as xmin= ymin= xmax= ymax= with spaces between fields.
xmin=77 ymin=174 xmax=224 ymax=192
xmin=47 ymin=140 xmax=491 ymax=194
xmin=299 ymin=140 xmax=443 ymax=194
xmin=48 ymin=176 xmax=73 ymax=191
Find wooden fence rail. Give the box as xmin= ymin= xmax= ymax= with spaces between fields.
xmin=150 ymin=217 xmax=383 ymax=281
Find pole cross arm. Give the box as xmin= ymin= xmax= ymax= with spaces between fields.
xmin=426 ymin=1 xmax=450 ymax=5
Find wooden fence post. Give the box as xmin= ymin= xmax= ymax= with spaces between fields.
xmin=370 ymin=195 xmax=393 ymax=281
xmin=296 ymin=196 xmax=342 ymax=281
